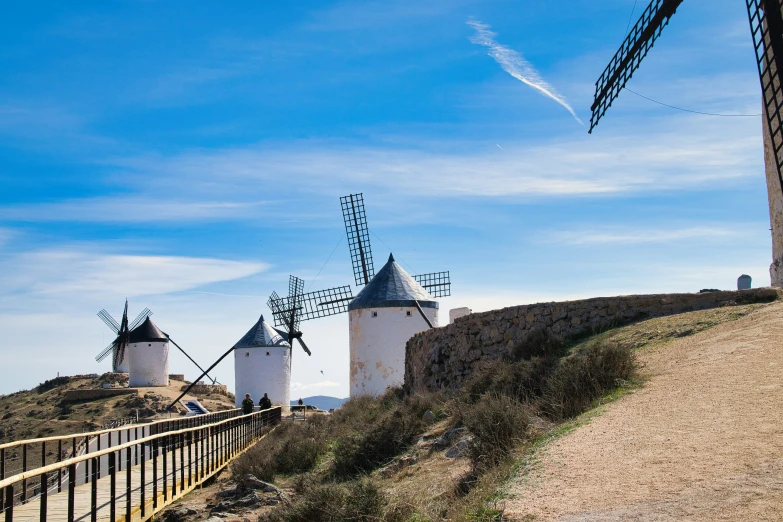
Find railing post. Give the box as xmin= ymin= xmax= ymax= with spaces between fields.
xmin=187 ymin=432 xmax=193 ymax=487
xmin=126 ymin=447 xmax=131 ymax=522
xmin=179 ymin=433 xmax=185 ymax=493
xmin=140 ymin=442 xmax=146 ymax=517
xmin=83 ymin=437 xmax=89 ymax=484
xmin=57 ymin=439 xmax=63 ymax=493
xmin=91 ymin=457 xmax=98 ymax=522
xmin=0 ymin=448 xmax=5 ymax=514
xmin=68 ymin=464 xmax=76 ymax=522
xmin=40 ymin=470 xmax=49 ymax=522
xmin=109 ymin=452 xmax=116 ymax=522
xmin=171 ymin=435 xmax=177 ymax=497
xmin=21 ymin=444 xmax=27 ymax=503
xmin=152 ymin=439 xmax=158 ymax=509
xmin=4 ymin=484 xmax=13 ymax=522
xmin=162 ymin=436 xmax=168 ymax=502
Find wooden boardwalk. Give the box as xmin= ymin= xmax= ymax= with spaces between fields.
xmin=1 ymin=409 xmax=280 ymax=522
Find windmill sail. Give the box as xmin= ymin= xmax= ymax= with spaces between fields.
xmin=128 ymin=308 xmax=152 ymax=330
xmin=413 ymin=271 xmax=452 ymax=298
xmin=268 ymin=285 xmax=354 ymax=328
xmin=748 ymin=0 xmax=783 ymax=196
xmin=341 ymin=193 xmax=375 ymax=286
xmin=97 ymin=309 xmax=120 ymax=333
xmin=589 ymin=0 xmax=685 ymax=132
xmin=95 ymin=341 xmax=115 ymax=362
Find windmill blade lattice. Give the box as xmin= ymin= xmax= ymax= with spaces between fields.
xmin=589 ymin=0 xmax=685 ymax=132
xmin=413 ymin=271 xmax=452 ymax=298
xmin=341 ymin=193 xmax=375 ymax=286
xmin=129 ymin=308 xmax=152 ymax=330
xmin=97 ymin=309 xmax=120 ymax=333
xmin=748 ymin=0 xmax=783 ymax=197
xmin=95 ymin=341 xmax=115 ymax=362
xmin=268 ymin=285 xmax=354 ymax=328
xmin=289 ymin=275 xmax=304 ymax=299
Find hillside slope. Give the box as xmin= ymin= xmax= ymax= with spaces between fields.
xmin=0 ymin=374 xmax=235 ymax=444
xmin=505 ymin=300 xmax=783 ymax=520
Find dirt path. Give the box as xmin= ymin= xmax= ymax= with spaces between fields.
xmin=505 ymin=301 xmax=783 ymax=521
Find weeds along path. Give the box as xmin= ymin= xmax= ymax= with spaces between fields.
xmin=505 ymin=300 xmax=783 ymax=521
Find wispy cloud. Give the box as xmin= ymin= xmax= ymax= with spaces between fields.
xmin=0 ymin=198 xmax=269 ymax=223
xmin=0 ymin=249 xmax=267 ymax=301
xmin=547 ymin=226 xmax=745 ymax=246
xmin=467 ymin=19 xmax=583 ymax=125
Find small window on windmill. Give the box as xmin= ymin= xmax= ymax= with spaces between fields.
xmin=372 ymin=311 xmax=377 ymax=317
xmin=406 ymin=311 xmax=411 ymax=317
xmin=245 ymin=352 xmax=250 ymax=357
xmin=148 ymin=343 xmax=151 ymax=346
xmin=266 ymin=351 xmax=270 ymax=356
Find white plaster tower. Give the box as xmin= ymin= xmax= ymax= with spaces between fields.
xmin=233 ymin=315 xmax=291 ymax=408
xmin=348 ymin=253 xmax=438 ymax=397
xmin=127 ymin=317 xmax=170 ymax=387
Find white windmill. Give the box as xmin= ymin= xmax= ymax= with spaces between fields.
xmin=232 ymin=314 xmax=294 ymax=408
xmin=267 ymin=193 xmax=451 ymax=397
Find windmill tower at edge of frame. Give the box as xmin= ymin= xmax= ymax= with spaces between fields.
xmin=588 ymin=0 xmax=783 ymax=286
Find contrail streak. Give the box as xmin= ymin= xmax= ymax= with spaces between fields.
xmin=467 ymin=19 xmax=583 ymax=125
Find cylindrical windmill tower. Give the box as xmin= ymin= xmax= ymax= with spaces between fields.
xmin=233 ymin=315 xmax=291 ymax=408
xmin=128 ymin=317 xmax=170 ymax=387
xmin=348 ymin=253 xmax=438 ymax=397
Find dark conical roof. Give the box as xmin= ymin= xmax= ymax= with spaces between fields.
xmin=128 ymin=317 xmax=168 ymax=343
xmin=348 ymin=253 xmax=437 ymax=311
xmin=234 ymin=315 xmax=290 ymax=349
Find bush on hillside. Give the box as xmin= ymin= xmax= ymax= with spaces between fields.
xmin=459 ymin=356 xmax=559 ymax=406
xmin=36 ymin=376 xmax=70 ymax=393
xmin=541 ymin=341 xmax=635 ymax=420
xmin=232 ymin=416 xmax=328 ymax=482
xmin=260 ymin=479 xmax=409 ymax=522
xmin=511 ymin=326 xmax=565 ymax=360
xmin=461 ymin=393 xmax=532 ymax=470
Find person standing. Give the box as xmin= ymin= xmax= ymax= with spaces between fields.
xmin=297 ymin=397 xmax=303 ymax=406
xmin=242 ymin=393 xmax=254 ymax=414
xmin=258 ymin=393 xmax=272 ymax=410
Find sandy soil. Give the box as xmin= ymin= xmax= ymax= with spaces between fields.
xmin=505 ymin=301 xmax=783 ymax=521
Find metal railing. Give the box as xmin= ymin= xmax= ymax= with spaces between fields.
xmin=0 ymin=409 xmax=245 ymax=507
xmin=0 ymin=407 xmax=280 ymax=522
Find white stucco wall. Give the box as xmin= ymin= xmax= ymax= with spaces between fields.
xmin=128 ymin=341 xmax=169 ymax=387
xmin=115 ymin=349 xmax=130 ymax=374
xmin=234 ymin=346 xmax=291 ymax=408
xmin=349 ymin=305 xmax=438 ymax=397
xmin=764 ymin=116 xmax=783 ymax=287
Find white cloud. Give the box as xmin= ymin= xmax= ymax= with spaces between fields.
xmin=0 ymin=198 xmax=268 ymax=223
xmin=467 ymin=19 xmax=583 ymax=125
xmin=0 ymin=249 xmax=267 ymax=301
xmin=547 ymin=226 xmax=745 ymax=246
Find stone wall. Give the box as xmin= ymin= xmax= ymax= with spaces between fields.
xmin=181 ymin=384 xmax=228 ymax=396
xmin=405 ymin=288 xmax=779 ymax=393
xmin=63 ymin=388 xmax=138 ymax=401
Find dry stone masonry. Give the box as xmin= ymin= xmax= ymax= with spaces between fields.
xmin=405 ymin=288 xmax=779 ymax=393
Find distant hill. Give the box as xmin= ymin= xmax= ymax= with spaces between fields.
xmin=291 ymin=395 xmax=348 ymax=411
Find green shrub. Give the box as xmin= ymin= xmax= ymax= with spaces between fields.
xmin=511 ymin=326 xmax=565 ymax=360
xmin=461 ymin=393 xmax=532 ymax=470
xmin=261 ymin=480 xmax=407 ymax=522
xmin=232 ymin=417 xmax=328 ymax=482
xmin=332 ymin=409 xmax=420 ymax=478
xmin=541 ymin=341 xmax=635 ymax=420
xmin=460 ymin=356 xmax=558 ymax=405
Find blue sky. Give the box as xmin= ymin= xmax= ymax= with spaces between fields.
xmin=0 ymin=0 xmax=772 ymax=397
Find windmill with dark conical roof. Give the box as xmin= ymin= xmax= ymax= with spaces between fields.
xmin=232 ymin=314 xmax=293 ymax=408
xmin=267 ymin=193 xmax=452 ymax=397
